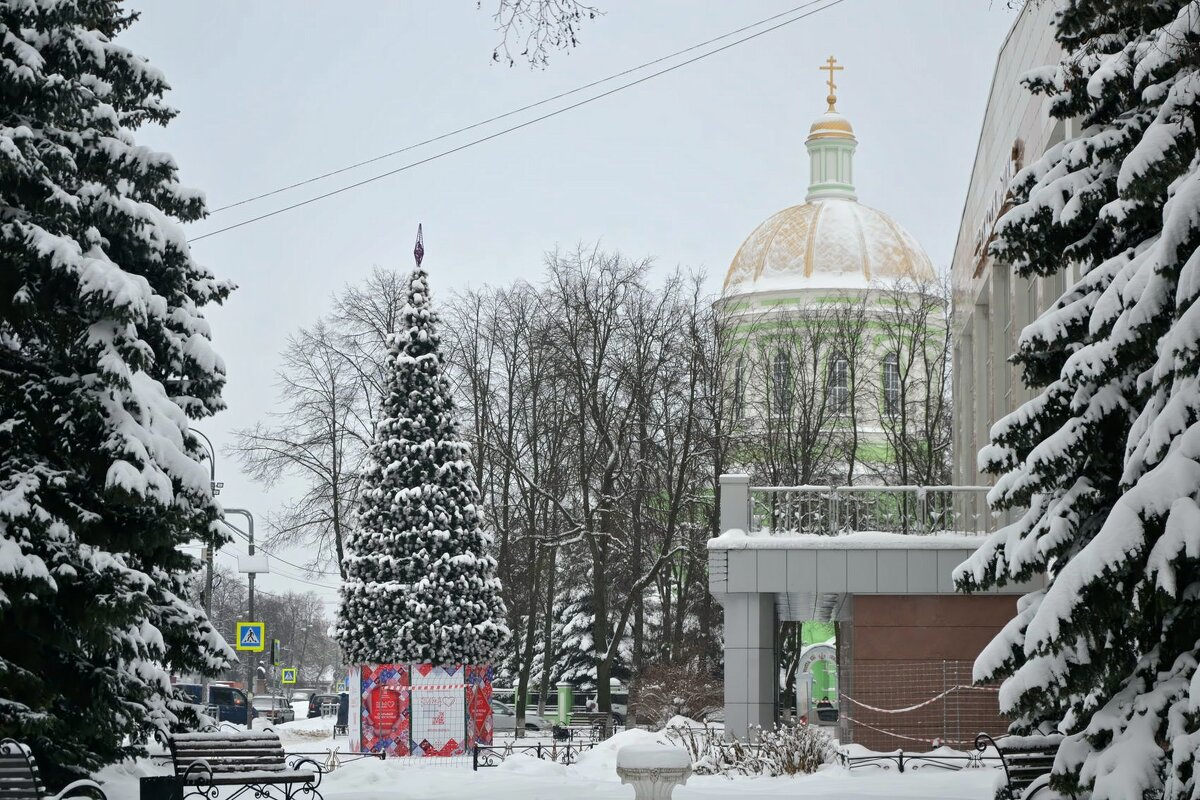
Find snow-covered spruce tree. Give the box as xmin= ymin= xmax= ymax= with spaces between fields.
xmin=0 ymin=0 xmax=233 ymax=785
xmin=552 ymin=581 xmax=596 ymax=691
xmin=335 ymin=262 xmax=509 ymax=665
xmin=956 ymin=3 xmax=1200 ymax=797
xmin=550 ymin=575 xmax=631 ymax=692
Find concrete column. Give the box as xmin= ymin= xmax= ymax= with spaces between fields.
xmin=990 ymin=265 xmax=1011 ymax=424
xmin=720 ymin=474 xmax=751 ymax=534
xmin=950 ymin=333 xmax=969 ymax=489
xmin=722 ymin=592 xmax=776 ymax=740
xmin=972 ymin=305 xmax=990 ymax=484
xmin=1012 ymin=272 xmax=1034 ymax=406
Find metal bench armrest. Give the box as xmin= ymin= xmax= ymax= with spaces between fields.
xmin=50 ymin=779 xmax=107 ymax=800
xmin=284 ymin=757 xmax=323 ymax=791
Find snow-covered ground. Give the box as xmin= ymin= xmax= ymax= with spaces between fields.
xmin=96 ymin=718 xmax=1004 ymax=800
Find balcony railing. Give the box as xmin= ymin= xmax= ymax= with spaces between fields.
xmin=719 ymin=475 xmax=992 ymax=536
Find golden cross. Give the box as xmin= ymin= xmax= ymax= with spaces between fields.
xmin=820 ymin=55 xmax=843 ymax=112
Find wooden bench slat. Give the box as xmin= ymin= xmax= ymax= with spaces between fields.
xmin=187 ymin=773 xmax=313 ymax=787
xmin=175 ymin=752 xmax=285 ymax=758
xmin=177 ymin=767 xmax=290 ymax=772
xmin=174 ymin=758 xmax=288 ymax=762
xmin=174 ymin=744 xmax=285 ymax=752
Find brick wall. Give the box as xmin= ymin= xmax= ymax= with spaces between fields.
xmin=838 ymin=595 xmax=1014 ymax=751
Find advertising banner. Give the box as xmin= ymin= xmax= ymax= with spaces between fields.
xmin=410 ymin=664 xmax=466 ymax=757
xmin=358 ymin=664 xmax=412 ymax=756
xmin=465 ymin=664 xmax=494 ymax=748
xmin=350 ymin=663 xmax=492 ymax=758
xmin=348 ymin=667 xmax=361 ymax=753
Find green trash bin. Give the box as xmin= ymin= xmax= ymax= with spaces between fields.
xmin=140 ymin=775 xmax=182 ymax=800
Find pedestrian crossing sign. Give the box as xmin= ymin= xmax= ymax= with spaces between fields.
xmin=236 ymin=622 xmax=266 ymax=652
xmin=281 ymin=668 xmax=297 ymax=685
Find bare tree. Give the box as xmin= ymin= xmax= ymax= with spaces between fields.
xmin=230 ymin=268 xmax=406 ymax=577
xmin=482 ymin=0 xmax=601 ymax=67
xmin=736 ymin=302 xmax=845 ymax=489
xmin=867 ymin=276 xmax=953 ymax=487
xmin=229 ymin=321 xmax=370 ymax=576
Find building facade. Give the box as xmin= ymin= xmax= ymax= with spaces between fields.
xmin=950 ymin=2 xmax=1064 ymax=493
xmin=707 ymin=63 xmax=1043 ymax=749
xmin=719 ymin=71 xmax=947 ymax=486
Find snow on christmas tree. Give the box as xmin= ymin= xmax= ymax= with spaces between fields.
xmin=335 ymin=228 xmax=509 ymax=666
xmin=956 ymin=3 xmax=1200 ymax=797
xmin=0 ymin=0 xmax=233 ymax=783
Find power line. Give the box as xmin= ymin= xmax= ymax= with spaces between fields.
xmin=216 ymin=524 xmax=340 ymax=589
xmin=187 ymin=0 xmax=847 ymax=243
xmin=207 ymin=0 xmax=836 ymax=215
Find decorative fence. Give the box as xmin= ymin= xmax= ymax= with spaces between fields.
xmin=745 ymin=484 xmax=992 ymax=535
xmin=473 ymin=740 xmax=600 ymax=770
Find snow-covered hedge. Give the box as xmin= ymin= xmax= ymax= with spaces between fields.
xmin=662 ymin=721 xmax=833 ymax=777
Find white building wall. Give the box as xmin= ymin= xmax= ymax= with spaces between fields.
xmin=950 ymin=2 xmax=1061 ymax=492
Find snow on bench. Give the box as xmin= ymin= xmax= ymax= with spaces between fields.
xmin=166 ymin=731 xmax=323 ymax=800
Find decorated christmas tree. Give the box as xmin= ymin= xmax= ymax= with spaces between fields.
xmin=956 ymin=3 xmax=1200 ymax=797
xmin=0 ymin=0 xmax=233 ymax=783
xmin=336 ymin=228 xmax=509 ymax=666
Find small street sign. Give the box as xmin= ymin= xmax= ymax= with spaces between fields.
xmin=236 ymin=621 xmax=266 ymax=652
xmin=281 ymin=667 xmax=297 ymax=685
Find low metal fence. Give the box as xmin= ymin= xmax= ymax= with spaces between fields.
xmin=748 ymin=485 xmax=992 ymax=535
xmin=472 ymin=740 xmax=600 ymax=770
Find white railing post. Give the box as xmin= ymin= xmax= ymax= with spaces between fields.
xmin=720 ymin=474 xmax=751 ymax=534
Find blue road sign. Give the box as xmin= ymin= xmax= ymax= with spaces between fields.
xmin=236 ymin=621 xmax=265 ymax=652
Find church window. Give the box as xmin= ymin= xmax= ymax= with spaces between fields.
xmin=771 ymin=350 xmax=791 ymax=412
xmin=828 ymin=353 xmax=849 ymax=413
xmin=883 ymin=352 xmax=900 ymax=416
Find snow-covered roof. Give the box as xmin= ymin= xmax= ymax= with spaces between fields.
xmin=708 ymin=530 xmax=988 ymax=550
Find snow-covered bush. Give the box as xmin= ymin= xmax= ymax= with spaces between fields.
xmin=663 ymin=721 xmax=833 ymax=777
xmin=630 ymin=665 xmax=722 ymax=727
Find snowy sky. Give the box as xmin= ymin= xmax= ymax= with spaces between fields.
xmin=119 ymin=1 xmax=1022 ymax=614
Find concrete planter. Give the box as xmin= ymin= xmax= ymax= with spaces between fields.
xmin=615 ymin=744 xmax=691 ymax=800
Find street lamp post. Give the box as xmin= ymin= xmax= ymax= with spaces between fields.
xmin=224 ymin=508 xmax=257 ymax=694
xmin=192 ymin=429 xmax=221 ymax=699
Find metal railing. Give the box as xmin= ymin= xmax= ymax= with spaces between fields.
xmin=473 ymin=740 xmax=599 ymax=770
xmin=724 ymin=477 xmax=992 ymax=536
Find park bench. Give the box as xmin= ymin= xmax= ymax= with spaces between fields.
xmin=564 ymin=712 xmax=613 ymax=742
xmin=166 ymin=731 xmax=323 ymax=800
xmin=0 ymin=739 xmax=106 ymax=800
xmin=976 ymin=732 xmax=1061 ymax=799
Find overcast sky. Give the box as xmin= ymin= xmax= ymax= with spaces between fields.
xmin=119 ymin=1 xmax=1024 ymax=613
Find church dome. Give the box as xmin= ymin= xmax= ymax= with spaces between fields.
xmin=723 ymin=61 xmax=935 ymax=298
xmin=808 ymin=111 xmax=855 ymax=140
xmin=723 ymin=200 xmax=935 ymax=296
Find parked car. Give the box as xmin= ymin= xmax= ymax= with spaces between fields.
xmin=308 ymin=693 xmax=340 ymax=719
xmin=252 ymin=695 xmax=295 ymax=725
xmin=490 ymin=699 xmax=553 ymax=732
xmin=176 ymin=682 xmax=253 ymax=726
xmin=290 ymin=689 xmax=313 ymax=704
